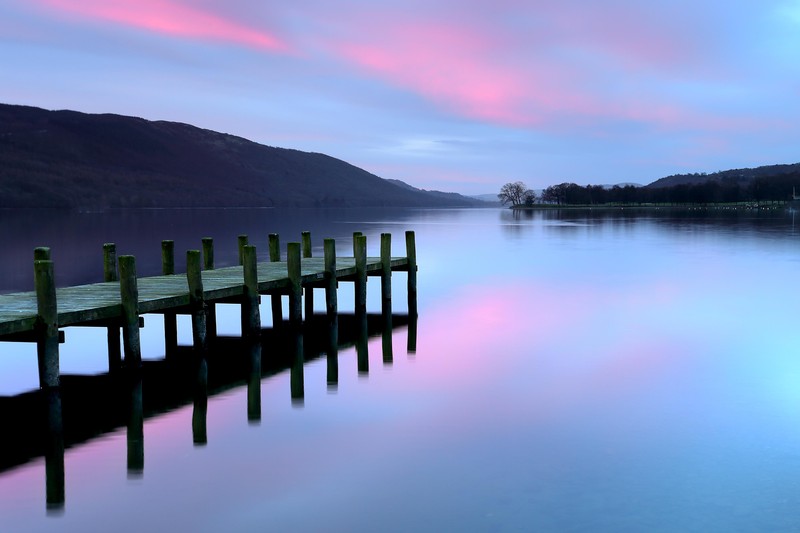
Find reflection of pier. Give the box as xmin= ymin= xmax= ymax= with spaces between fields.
xmin=0 ymin=312 xmax=416 ymax=511
xmin=0 ymin=231 xmax=418 ymax=388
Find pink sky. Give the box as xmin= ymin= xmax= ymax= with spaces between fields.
xmin=2 ymin=0 xmax=798 ymax=193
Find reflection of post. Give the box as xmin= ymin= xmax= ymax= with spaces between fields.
xmin=356 ymin=311 xmax=369 ymax=375
xmin=327 ymin=315 xmax=339 ymax=392
xmin=162 ymin=241 xmax=178 ymax=358
xmin=405 ymin=231 xmax=418 ymax=318
xmin=302 ymin=231 xmax=314 ymax=318
xmin=187 ymin=251 xmax=208 ymax=354
xmin=45 ymin=388 xmax=65 ymax=513
xmin=268 ymin=233 xmax=283 ymax=328
xmin=127 ymin=375 xmax=144 ymax=477
xmin=382 ymin=312 xmax=393 ymax=365
xmin=103 ymin=243 xmax=122 ymax=371
xmin=290 ymin=328 xmax=304 ymax=407
xmin=407 ymin=312 xmax=417 ymax=354
xmin=247 ymin=340 xmax=262 ymax=424
xmin=202 ymin=237 xmax=217 ymax=341
xmin=354 ymin=235 xmax=367 ymax=315
xmin=380 ymin=233 xmax=392 ymax=317
xmin=193 ymin=357 xmax=208 ymax=445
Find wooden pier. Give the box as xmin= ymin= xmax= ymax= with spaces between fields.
xmin=0 ymin=231 xmax=418 ymax=389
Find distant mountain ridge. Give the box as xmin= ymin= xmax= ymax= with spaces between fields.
xmin=0 ymin=104 xmax=482 ymax=208
xmin=647 ymin=163 xmax=800 ymax=189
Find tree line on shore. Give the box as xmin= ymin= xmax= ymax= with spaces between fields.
xmin=499 ymin=173 xmax=800 ymax=207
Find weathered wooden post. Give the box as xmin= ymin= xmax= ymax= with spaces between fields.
xmin=237 ymin=235 xmax=248 ymax=265
xmin=202 ymin=237 xmax=217 ymax=341
xmin=354 ymin=234 xmax=367 ymax=315
xmin=380 ymin=233 xmax=392 ymax=316
xmin=242 ymin=244 xmax=261 ymax=337
xmin=202 ymin=237 xmax=215 ymax=271
xmin=103 ymin=243 xmax=122 ymax=370
xmin=247 ymin=340 xmax=262 ymax=424
xmin=324 ymin=238 xmax=337 ymax=318
xmin=352 ymin=231 xmax=362 ymax=257
xmin=34 ymin=248 xmax=57 ymax=392
xmin=34 ymin=248 xmax=58 ymax=388
xmin=302 ymin=231 xmax=314 ymax=317
xmin=268 ymin=233 xmax=283 ymax=327
xmin=187 ymin=250 xmax=208 ymax=353
xmin=34 ymin=247 xmax=51 ymax=261
xmin=405 ymin=230 xmax=418 ymax=317
xmin=161 ymin=241 xmax=178 ymax=357
xmin=118 ymin=256 xmax=142 ymax=369
xmin=287 ymin=242 xmax=302 ymax=324
xmin=127 ymin=375 xmax=144 ymax=477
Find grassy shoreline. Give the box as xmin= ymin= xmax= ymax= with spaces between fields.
xmin=510 ymin=200 xmax=792 ymax=211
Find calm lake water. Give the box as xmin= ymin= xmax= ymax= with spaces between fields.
xmin=2 ymin=206 xmax=800 ymax=532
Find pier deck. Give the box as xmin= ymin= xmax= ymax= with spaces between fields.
xmin=0 ymin=256 xmax=409 ymax=337
xmin=0 ymin=230 xmax=419 ymax=389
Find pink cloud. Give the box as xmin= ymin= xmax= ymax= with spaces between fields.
xmin=317 ymin=2 xmax=758 ymax=132
xmin=335 ymin=21 xmax=536 ymax=126
xmin=39 ymin=0 xmax=290 ymax=52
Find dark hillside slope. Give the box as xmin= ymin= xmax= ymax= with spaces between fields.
xmin=0 ymin=104 xmax=480 ymax=208
xmin=647 ymin=163 xmax=800 ymax=189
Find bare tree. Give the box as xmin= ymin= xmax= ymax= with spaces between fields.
xmin=498 ymin=181 xmax=534 ymax=206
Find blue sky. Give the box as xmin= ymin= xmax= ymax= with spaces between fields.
xmin=1 ymin=0 xmax=798 ymax=194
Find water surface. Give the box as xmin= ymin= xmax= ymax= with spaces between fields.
xmin=2 ymin=207 xmax=800 ymax=532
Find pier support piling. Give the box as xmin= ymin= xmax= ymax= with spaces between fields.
xmin=324 ymin=238 xmax=337 ymax=318
xmin=187 ymin=250 xmax=208 ymax=354
xmin=161 ymin=241 xmax=178 ymax=358
xmin=103 ymin=243 xmax=122 ymax=370
xmin=406 ymin=230 xmax=418 ymax=317
xmin=381 ymin=233 xmax=392 ymax=316
xmin=237 ymin=235 xmax=248 ymax=265
xmin=287 ymin=242 xmax=302 ymax=324
xmin=118 ymin=255 xmax=142 ymax=369
xmin=268 ymin=233 xmax=283 ymax=327
xmin=34 ymin=259 xmax=60 ymax=388
xmin=34 ymin=247 xmax=51 ymax=261
xmin=242 ymin=244 xmax=261 ymax=337
xmin=302 ymin=231 xmax=314 ymax=318
xmin=201 ymin=237 xmax=217 ymax=341
xmin=354 ymin=235 xmax=367 ymax=315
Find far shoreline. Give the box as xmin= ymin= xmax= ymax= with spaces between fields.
xmin=509 ymin=200 xmax=793 ymax=211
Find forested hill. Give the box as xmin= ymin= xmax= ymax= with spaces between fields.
xmin=647 ymin=163 xmax=800 ymax=189
xmin=0 ymin=104 xmax=482 ymax=208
